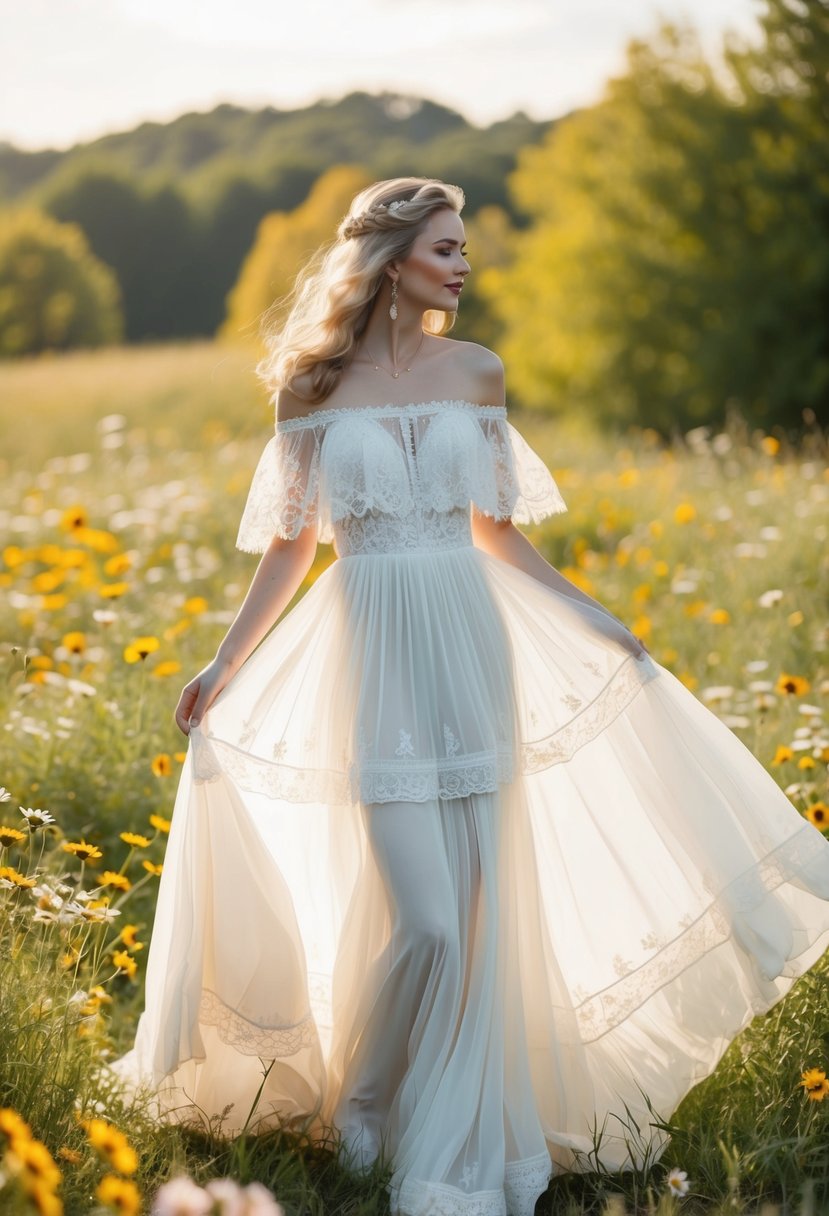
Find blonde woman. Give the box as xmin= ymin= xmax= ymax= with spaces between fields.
xmin=112 ymin=177 xmax=829 ymax=1216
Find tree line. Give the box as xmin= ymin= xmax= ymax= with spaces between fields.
xmin=1 ymin=0 xmax=827 ymax=433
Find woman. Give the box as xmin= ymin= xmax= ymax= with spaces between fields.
xmin=110 ymin=178 xmax=829 ymax=1216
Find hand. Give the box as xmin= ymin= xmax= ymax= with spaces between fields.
xmin=174 ymin=657 xmax=236 ymax=736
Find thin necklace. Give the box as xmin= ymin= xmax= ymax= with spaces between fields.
xmin=363 ymin=331 xmax=425 ymax=379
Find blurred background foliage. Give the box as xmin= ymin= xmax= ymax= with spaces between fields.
xmin=0 ymin=0 xmax=827 ymax=436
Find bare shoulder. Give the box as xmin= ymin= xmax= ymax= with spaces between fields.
xmin=436 ymin=337 xmax=505 ymax=405
xmin=274 ymin=375 xmax=321 ymax=424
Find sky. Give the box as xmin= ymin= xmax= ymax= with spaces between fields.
xmin=0 ymin=0 xmax=765 ymax=152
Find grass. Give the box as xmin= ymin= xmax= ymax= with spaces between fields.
xmin=0 ymin=339 xmax=828 ymax=1214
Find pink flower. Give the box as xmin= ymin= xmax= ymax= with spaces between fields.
xmin=151 ymin=1176 xmax=213 ymax=1216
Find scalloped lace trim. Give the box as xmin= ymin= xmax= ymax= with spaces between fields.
xmin=392 ymin=1150 xmax=552 ymax=1216
xmin=189 ymin=655 xmax=657 ymax=805
xmin=199 ymin=987 xmax=319 ymax=1057
xmin=275 ymin=400 xmax=507 ymax=431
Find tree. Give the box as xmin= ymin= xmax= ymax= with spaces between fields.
xmin=484 ymin=3 xmax=829 ymax=434
xmin=221 ymin=164 xmax=371 ymax=344
xmin=40 ymin=167 xmax=201 ymax=340
xmin=0 ymin=207 xmax=122 ymax=357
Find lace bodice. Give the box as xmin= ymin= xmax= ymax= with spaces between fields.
xmin=235 ymin=399 xmax=567 ymax=556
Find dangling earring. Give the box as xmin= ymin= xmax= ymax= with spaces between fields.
xmin=389 ymin=280 xmax=398 ymax=321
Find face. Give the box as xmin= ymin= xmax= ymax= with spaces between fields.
xmin=391 ymin=208 xmax=470 ymax=313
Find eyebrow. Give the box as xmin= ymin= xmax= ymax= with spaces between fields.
xmin=432 ymin=238 xmax=468 ymax=247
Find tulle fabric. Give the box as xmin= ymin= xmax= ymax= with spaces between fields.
xmin=109 ymin=402 xmax=829 ymax=1216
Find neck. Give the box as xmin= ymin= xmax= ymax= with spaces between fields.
xmin=360 ymin=294 xmax=425 ymax=365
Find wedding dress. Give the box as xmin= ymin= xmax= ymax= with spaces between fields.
xmin=109 ymin=398 xmax=829 ymax=1216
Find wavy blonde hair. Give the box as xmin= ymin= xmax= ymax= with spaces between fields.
xmin=255 ymin=176 xmax=466 ymax=404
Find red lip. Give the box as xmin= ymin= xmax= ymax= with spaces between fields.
xmin=445 ymin=284 xmax=462 ymax=294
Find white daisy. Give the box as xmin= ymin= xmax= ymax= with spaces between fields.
xmin=666 ymin=1167 xmax=690 ymax=1197
xmin=19 ymin=806 xmax=57 ymax=829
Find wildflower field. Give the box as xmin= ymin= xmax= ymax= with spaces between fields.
xmin=0 ymin=339 xmax=828 ymax=1216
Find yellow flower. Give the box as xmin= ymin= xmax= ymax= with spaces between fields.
xmin=805 ymin=802 xmax=829 ymax=831
xmin=25 ymin=1180 xmax=64 ymax=1215
xmin=60 ymin=505 xmax=88 ymax=532
xmin=62 ymin=839 xmax=103 ymax=862
xmin=0 ymin=1106 xmax=32 ymax=1142
xmin=674 ymin=502 xmax=696 ymax=524
xmin=7 ymin=1136 xmax=62 ymax=1192
xmin=123 ymin=636 xmax=160 ymax=663
xmin=788 ymin=610 xmax=804 ymax=627
xmin=164 ymin=618 xmax=192 ymax=640
xmin=775 ymin=673 xmax=811 ymax=696
xmin=631 ymin=615 xmax=652 ymax=639
xmin=96 ymin=1174 xmax=141 ymax=1215
xmin=40 ymin=593 xmax=69 ymax=611
xmin=99 ymin=871 xmax=131 ymax=891
xmin=152 ymin=660 xmax=182 ymax=678
xmin=760 ymin=435 xmax=780 ymax=456
xmin=119 ymin=832 xmax=150 ymax=848
xmin=62 ymin=632 xmax=86 ymax=655
xmin=100 ymin=582 xmax=129 ymax=599
xmin=771 ymin=745 xmax=794 ymax=765
xmin=0 ymin=865 xmax=36 ymax=888
xmin=149 ymin=813 xmax=171 ymax=833
xmin=0 ymin=825 xmax=27 ymax=847
xmin=142 ymin=860 xmax=163 ymax=876
xmin=151 ymin=754 xmax=172 ymax=777
xmin=33 ymin=570 xmax=65 ymax=594
xmin=103 ymin=553 xmax=133 ymax=577
xmin=183 ymin=596 xmax=208 ymax=614
xmin=56 ymin=1146 xmax=83 ymax=1165
xmin=800 ymin=1067 xmax=829 ymax=1100
xmin=76 ymin=528 xmax=119 ymax=554
xmin=174 ymin=751 xmax=186 ymax=763
xmin=112 ymin=950 xmax=138 ymax=979
xmin=119 ymin=924 xmax=144 ymax=951
xmin=709 ymin=608 xmax=731 ymax=625
xmin=83 ymin=1120 xmax=138 ymax=1174
xmin=798 ymin=755 xmax=816 ymax=770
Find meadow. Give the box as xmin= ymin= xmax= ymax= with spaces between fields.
xmin=0 ymin=339 xmax=828 ymax=1216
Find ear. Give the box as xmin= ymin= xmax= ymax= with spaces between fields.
xmin=384 ymin=264 xmax=400 ymax=281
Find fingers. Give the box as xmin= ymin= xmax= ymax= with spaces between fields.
xmin=174 ymin=682 xmax=200 ymax=736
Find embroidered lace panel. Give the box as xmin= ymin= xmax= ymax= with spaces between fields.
xmin=235 ymin=401 xmax=567 ymax=552
xmin=571 ymin=820 xmax=829 ymax=1042
xmin=392 ymin=1150 xmax=553 ymax=1216
xmin=199 ymin=987 xmax=319 ymax=1057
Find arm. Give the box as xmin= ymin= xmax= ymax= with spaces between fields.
xmin=467 ymin=349 xmax=647 ymax=653
xmin=175 ymin=519 xmax=318 ymax=735
xmin=470 ymin=510 xmax=648 ymax=656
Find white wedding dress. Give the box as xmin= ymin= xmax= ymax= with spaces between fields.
xmin=110 ymin=399 xmax=829 ymax=1216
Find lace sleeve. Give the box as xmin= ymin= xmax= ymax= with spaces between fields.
xmin=474 ymin=413 xmax=568 ymax=524
xmin=234 ymin=422 xmax=322 ymax=552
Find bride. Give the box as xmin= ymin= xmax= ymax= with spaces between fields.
xmin=111 ymin=177 xmax=829 ymax=1216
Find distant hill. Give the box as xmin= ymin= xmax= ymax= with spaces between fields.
xmin=0 ymin=91 xmax=558 ymax=217
xmin=0 ymin=91 xmax=563 ymax=342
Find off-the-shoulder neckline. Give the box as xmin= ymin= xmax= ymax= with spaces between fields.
xmin=274 ymin=399 xmax=507 ymax=431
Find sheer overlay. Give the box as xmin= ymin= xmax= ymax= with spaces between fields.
xmin=109 ymin=400 xmax=829 ymax=1216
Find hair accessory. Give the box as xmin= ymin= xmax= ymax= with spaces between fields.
xmin=342 ymin=198 xmax=415 ymax=240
